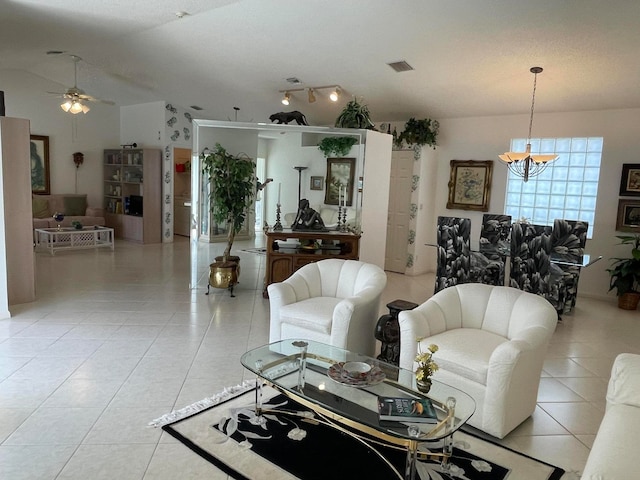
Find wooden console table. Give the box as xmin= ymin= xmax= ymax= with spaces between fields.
xmin=264 ymin=229 xmax=361 ymax=297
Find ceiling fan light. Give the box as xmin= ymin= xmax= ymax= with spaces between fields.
xmin=69 ymin=101 xmax=84 ymax=114
xmin=61 ymin=101 xmax=73 ymax=112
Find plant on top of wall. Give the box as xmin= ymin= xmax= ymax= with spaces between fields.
xmin=317 ymin=136 xmax=359 ymax=157
xmin=394 ymin=117 xmax=440 ymax=149
xmin=335 ymin=98 xmax=375 ymax=129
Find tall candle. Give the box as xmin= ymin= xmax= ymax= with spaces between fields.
xmin=338 ymin=186 xmax=342 ymax=206
xmin=278 ymin=183 xmax=281 ymax=204
xmin=342 ymin=186 xmax=346 ymax=207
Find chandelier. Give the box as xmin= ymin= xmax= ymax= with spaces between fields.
xmin=499 ymin=67 xmax=557 ymax=182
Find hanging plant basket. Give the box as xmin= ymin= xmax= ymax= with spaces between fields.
xmin=317 ymin=136 xmax=358 ymax=157
xmin=394 ymin=117 xmax=440 ymax=149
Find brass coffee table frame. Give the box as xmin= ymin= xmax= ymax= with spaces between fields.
xmin=241 ymin=340 xmax=475 ymax=480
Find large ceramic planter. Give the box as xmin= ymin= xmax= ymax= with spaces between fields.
xmin=618 ymin=292 xmax=640 ymax=310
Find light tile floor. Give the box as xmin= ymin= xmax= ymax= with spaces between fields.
xmin=1 ymin=235 xmax=638 ymax=478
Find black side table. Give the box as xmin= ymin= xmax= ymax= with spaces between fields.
xmin=374 ymin=299 xmax=419 ymax=366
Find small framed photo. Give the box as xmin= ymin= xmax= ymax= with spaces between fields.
xmin=30 ymin=134 xmax=51 ymax=194
xmin=619 ymin=164 xmax=640 ymax=196
xmin=616 ymin=199 xmax=640 ymax=232
xmin=446 ymin=160 xmax=493 ymax=211
xmin=310 ymin=176 xmax=323 ymax=191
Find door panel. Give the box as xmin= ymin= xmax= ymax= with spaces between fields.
xmin=385 ymin=151 xmax=413 ymax=273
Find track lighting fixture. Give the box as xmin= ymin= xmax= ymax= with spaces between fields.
xmin=278 ymin=85 xmax=341 ymax=105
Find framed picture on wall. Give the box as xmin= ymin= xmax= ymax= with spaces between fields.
xmin=446 ymin=160 xmax=493 ymax=211
xmin=310 ymin=176 xmax=323 ymax=191
xmin=324 ymin=157 xmax=355 ymax=206
xmin=30 ymin=135 xmax=50 ymax=194
xmin=616 ymin=199 xmax=640 ymax=232
xmin=619 ymin=164 xmax=640 ymax=196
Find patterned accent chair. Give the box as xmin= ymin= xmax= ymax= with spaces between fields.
xmin=509 ymin=222 xmax=553 ymax=296
xmin=469 ymin=214 xmax=512 ymax=286
xmin=548 ymin=219 xmax=588 ymax=315
xmin=434 ymin=216 xmax=471 ymax=294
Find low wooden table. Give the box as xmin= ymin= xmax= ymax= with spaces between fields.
xmin=34 ymin=226 xmax=115 ymax=255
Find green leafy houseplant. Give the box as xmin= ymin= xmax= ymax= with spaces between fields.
xmin=335 ymin=99 xmax=375 ymax=129
xmin=202 ymin=143 xmax=256 ymax=261
xmin=394 ymin=117 xmax=440 ymax=149
xmin=317 ymin=136 xmax=358 ymax=157
xmin=607 ymin=235 xmax=640 ymax=307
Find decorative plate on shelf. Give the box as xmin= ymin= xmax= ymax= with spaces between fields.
xmin=327 ymin=362 xmax=386 ymax=387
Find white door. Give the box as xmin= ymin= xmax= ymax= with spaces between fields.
xmin=385 ymin=150 xmax=414 ymax=273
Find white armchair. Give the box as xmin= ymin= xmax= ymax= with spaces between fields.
xmin=398 ymin=283 xmax=557 ymax=438
xmin=267 ymin=259 xmax=387 ymax=357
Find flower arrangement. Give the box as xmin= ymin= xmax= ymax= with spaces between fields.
xmin=415 ymin=341 xmax=439 ymax=384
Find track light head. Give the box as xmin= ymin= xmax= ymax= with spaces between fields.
xmin=281 ymin=92 xmax=290 ymax=106
xmin=329 ymin=87 xmax=340 ymax=102
xmin=307 ymin=88 xmax=316 ymax=103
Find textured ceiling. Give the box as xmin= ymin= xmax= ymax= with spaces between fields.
xmin=2 ymin=0 xmax=640 ymax=126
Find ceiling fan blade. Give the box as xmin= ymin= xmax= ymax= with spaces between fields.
xmin=78 ymin=94 xmax=115 ymax=105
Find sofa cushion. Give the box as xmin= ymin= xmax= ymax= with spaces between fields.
xmin=32 ymin=196 xmax=50 ymax=218
xmin=63 ymin=196 xmax=87 ymax=216
xmin=279 ymin=297 xmax=342 ymax=334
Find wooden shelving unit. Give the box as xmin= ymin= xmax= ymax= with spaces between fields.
xmin=103 ymin=148 xmax=162 ymax=243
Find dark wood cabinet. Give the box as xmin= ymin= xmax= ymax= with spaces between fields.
xmin=264 ymin=229 xmax=361 ymax=297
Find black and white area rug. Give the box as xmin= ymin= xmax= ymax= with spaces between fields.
xmin=150 ymin=381 xmax=572 ymax=480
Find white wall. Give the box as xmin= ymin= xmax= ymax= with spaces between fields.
xmin=0 ymin=70 xmax=119 ymax=208
xmin=436 ymin=108 xmax=640 ymax=301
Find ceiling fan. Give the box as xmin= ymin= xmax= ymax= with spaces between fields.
xmin=48 ymin=55 xmax=115 ymax=114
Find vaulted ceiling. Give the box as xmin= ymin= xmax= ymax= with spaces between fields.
xmin=2 ymin=0 xmax=640 ymax=126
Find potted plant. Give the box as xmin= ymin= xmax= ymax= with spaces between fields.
xmin=607 ymin=234 xmax=640 ymax=309
xmin=202 ymin=143 xmax=256 ymax=296
xmin=334 ymin=98 xmax=375 ymax=129
xmin=414 ymin=341 xmax=439 ymax=393
xmin=394 ymin=117 xmax=439 ymax=149
xmin=317 ymin=136 xmax=358 ymax=157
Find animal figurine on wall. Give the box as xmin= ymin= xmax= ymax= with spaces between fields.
xmin=269 ymin=111 xmax=309 ymax=125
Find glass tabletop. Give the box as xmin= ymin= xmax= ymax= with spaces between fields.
xmin=241 ymin=339 xmax=476 ymax=442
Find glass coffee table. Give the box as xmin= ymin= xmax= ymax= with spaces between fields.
xmin=241 ymin=339 xmax=475 ymax=480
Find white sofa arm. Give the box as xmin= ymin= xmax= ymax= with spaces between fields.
xmin=607 ymin=353 xmax=640 ymax=408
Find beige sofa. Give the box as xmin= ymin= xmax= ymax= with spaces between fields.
xmin=581 ymin=353 xmax=640 ymax=479
xmin=32 ymin=194 xmax=105 ymax=229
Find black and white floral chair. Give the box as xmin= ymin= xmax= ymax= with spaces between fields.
xmin=548 ymin=219 xmax=588 ymax=315
xmin=434 ymin=216 xmax=471 ymax=293
xmin=469 ymin=214 xmax=512 ymax=286
xmin=509 ymin=221 xmax=553 ymax=296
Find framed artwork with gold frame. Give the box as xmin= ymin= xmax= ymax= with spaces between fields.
xmin=446 ymin=160 xmax=493 ymax=211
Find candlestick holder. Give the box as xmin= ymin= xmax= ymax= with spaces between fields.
xmin=340 ymin=207 xmax=348 ymax=232
xmin=335 ymin=204 xmax=343 ymax=231
xmin=273 ymin=203 xmax=283 ymax=231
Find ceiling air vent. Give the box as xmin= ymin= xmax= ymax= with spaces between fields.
xmin=190 ymin=105 xmax=203 ymax=111
xmin=286 ymin=77 xmax=302 ymax=84
xmin=387 ymin=61 xmax=414 ymax=73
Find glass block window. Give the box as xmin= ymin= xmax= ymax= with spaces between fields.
xmin=504 ymin=137 xmax=603 ymax=237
